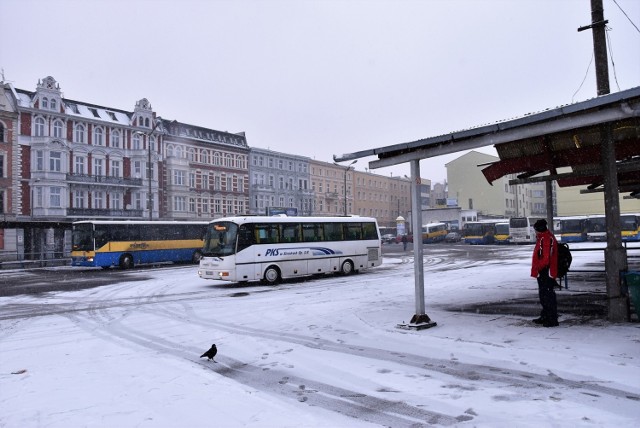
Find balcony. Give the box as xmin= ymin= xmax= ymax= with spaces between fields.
xmin=325 ymin=192 xmax=339 ymax=199
xmin=67 ymin=208 xmax=144 ymax=218
xmin=66 ymin=173 xmax=143 ymax=187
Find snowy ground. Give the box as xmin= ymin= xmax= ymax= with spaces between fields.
xmin=1 ymin=244 xmax=639 ymax=427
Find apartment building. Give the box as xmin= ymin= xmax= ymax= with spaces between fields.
xmin=248 ymin=147 xmax=312 ymax=215
xmin=0 ymin=76 xmax=249 ymax=259
xmin=353 ymin=170 xmax=412 ymax=229
xmin=446 ymin=150 xmax=549 ymax=218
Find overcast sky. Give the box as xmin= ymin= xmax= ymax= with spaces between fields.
xmin=1 ymin=0 xmax=639 ymax=182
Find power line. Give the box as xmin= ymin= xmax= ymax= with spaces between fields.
xmin=572 ymin=51 xmax=593 ymax=103
xmin=605 ymin=26 xmax=621 ymax=91
xmin=611 ymin=0 xmax=640 ymax=34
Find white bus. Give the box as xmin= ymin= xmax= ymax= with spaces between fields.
xmin=508 ymin=217 xmax=544 ymax=244
xmin=198 ymin=215 xmax=382 ymax=284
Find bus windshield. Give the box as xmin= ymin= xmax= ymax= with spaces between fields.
xmin=203 ymin=222 xmax=239 ymax=257
xmin=72 ymin=223 xmax=94 ymax=251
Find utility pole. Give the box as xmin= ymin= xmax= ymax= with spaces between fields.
xmin=579 ymin=0 xmax=627 ymax=321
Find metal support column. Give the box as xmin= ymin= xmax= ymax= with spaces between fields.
xmin=398 ymin=159 xmax=436 ymax=330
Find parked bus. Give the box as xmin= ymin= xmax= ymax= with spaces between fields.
xmin=71 ymin=220 xmax=208 ymax=269
xmin=555 ymin=216 xmax=588 ymax=243
xmin=509 ymin=216 xmax=544 ymax=244
xmin=621 ymin=214 xmax=640 ymax=242
xmin=198 ymin=215 xmax=382 ymax=284
xmin=586 ymin=215 xmax=607 ymax=241
xmin=421 ymin=222 xmax=447 ymax=243
xmin=463 ymin=220 xmax=507 ymax=245
xmin=494 ymin=222 xmax=511 ymax=244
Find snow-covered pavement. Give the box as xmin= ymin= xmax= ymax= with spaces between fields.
xmin=1 ymin=244 xmax=639 ymax=427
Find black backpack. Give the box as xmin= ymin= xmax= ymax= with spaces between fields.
xmin=557 ymin=243 xmax=572 ymax=278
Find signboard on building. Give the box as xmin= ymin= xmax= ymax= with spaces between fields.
xmin=266 ymin=207 xmax=298 ymax=216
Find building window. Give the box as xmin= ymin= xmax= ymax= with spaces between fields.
xmin=133 ymin=134 xmax=141 ymax=150
xmin=133 ymin=161 xmax=142 ymax=178
xmin=93 ymin=191 xmax=104 ymax=209
xmin=50 ymin=187 xmax=62 ymax=207
xmin=94 ymin=127 xmax=104 ymax=146
xmin=134 ymin=193 xmax=142 ymax=210
xmin=189 ymin=172 xmax=196 ymax=188
xmin=50 ymin=99 xmax=57 ymax=111
xmin=110 ymin=160 xmax=121 ymax=177
xmin=0 ymin=123 xmax=5 ymax=142
xmin=41 ymin=97 xmax=48 ymax=109
xmin=111 ymin=192 xmax=122 ymax=210
xmin=74 ymin=156 xmax=85 ymax=174
xmin=35 ymin=117 xmax=45 ymax=137
xmin=53 ymin=120 xmax=63 ymax=138
xmin=173 ymin=170 xmax=185 ymax=186
xmin=49 ymin=151 xmax=62 ymax=172
xmin=111 ymin=129 xmax=121 ymax=148
xmin=74 ymin=124 xmax=85 ymax=143
xmin=174 ymin=196 xmax=187 ymax=212
xmin=202 ymin=172 xmax=209 ymax=189
xmin=93 ymin=158 xmax=104 ymax=176
xmin=74 ymin=191 xmax=86 ymax=208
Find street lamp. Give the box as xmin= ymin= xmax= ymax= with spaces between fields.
xmin=134 ymin=117 xmax=163 ymax=220
xmin=334 ymin=160 xmax=357 ymax=216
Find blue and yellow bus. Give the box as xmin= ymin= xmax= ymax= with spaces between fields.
xmin=421 ymin=222 xmax=448 ymax=243
xmin=621 ymin=214 xmax=640 ymax=242
xmin=555 ymin=216 xmax=588 ymax=243
xmin=494 ymin=222 xmax=511 ymax=244
xmin=71 ymin=220 xmax=208 ymax=269
xmin=463 ymin=220 xmax=507 ymax=245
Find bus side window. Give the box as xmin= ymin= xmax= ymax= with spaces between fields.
xmin=238 ymin=225 xmax=255 ymax=251
xmin=362 ymin=222 xmax=378 ymax=240
xmin=282 ymin=224 xmax=300 ymax=243
xmin=344 ymin=224 xmax=362 ymax=240
xmin=302 ymin=224 xmax=323 ymax=242
xmin=324 ymin=223 xmax=342 ymax=241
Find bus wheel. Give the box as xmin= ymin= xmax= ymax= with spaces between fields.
xmin=263 ymin=266 xmax=281 ymax=285
xmin=192 ymin=250 xmax=203 ymax=264
xmin=341 ymin=260 xmax=354 ymax=275
xmin=119 ymin=254 xmax=134 ymax=270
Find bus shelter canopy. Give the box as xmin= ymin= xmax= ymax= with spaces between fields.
xmin=335 ymin=86 xmax=640 ymax=197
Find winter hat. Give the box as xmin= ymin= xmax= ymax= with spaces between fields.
xmin=534 ymin=219 xmax=548 ymax=232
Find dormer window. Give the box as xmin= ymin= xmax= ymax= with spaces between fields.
xmin=50 ymin=99 xmax=57 ymax=111
xmin=88 ymin=108 xmax=100 ymax=118
xmin=42 ymin=97 xmax=48 ymax=109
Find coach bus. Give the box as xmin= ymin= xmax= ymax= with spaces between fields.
xmin=509 ymin=216 xmax=543 ymax=244
xmin=71 ymin=220 xmax=208 ymax=269
xmin=197 ymin=215 xmax=382 ymax=284
xmin=421 ymin=222 xmax=447 ymax=243
xmin=621 ymin=214 xmax=640 ymax=241
xmin=555 ymin=216 xmax=588 ymax=243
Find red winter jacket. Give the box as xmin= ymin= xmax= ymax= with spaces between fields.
xmin=531 ymin=230 xmax=558 ymax=279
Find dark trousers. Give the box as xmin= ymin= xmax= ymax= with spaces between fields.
xmin=537 ymin=268 xmax=558 ymax=321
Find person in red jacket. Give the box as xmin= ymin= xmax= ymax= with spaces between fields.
xmin=530 ymin=219 xmax=559 ymax=327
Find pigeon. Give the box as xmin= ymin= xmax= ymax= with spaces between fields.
xmin=200 ymin=344 xmax=217 ymax=362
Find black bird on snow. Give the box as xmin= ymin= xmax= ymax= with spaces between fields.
xmin=200 ymin=344 xmax=217 ymax=362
